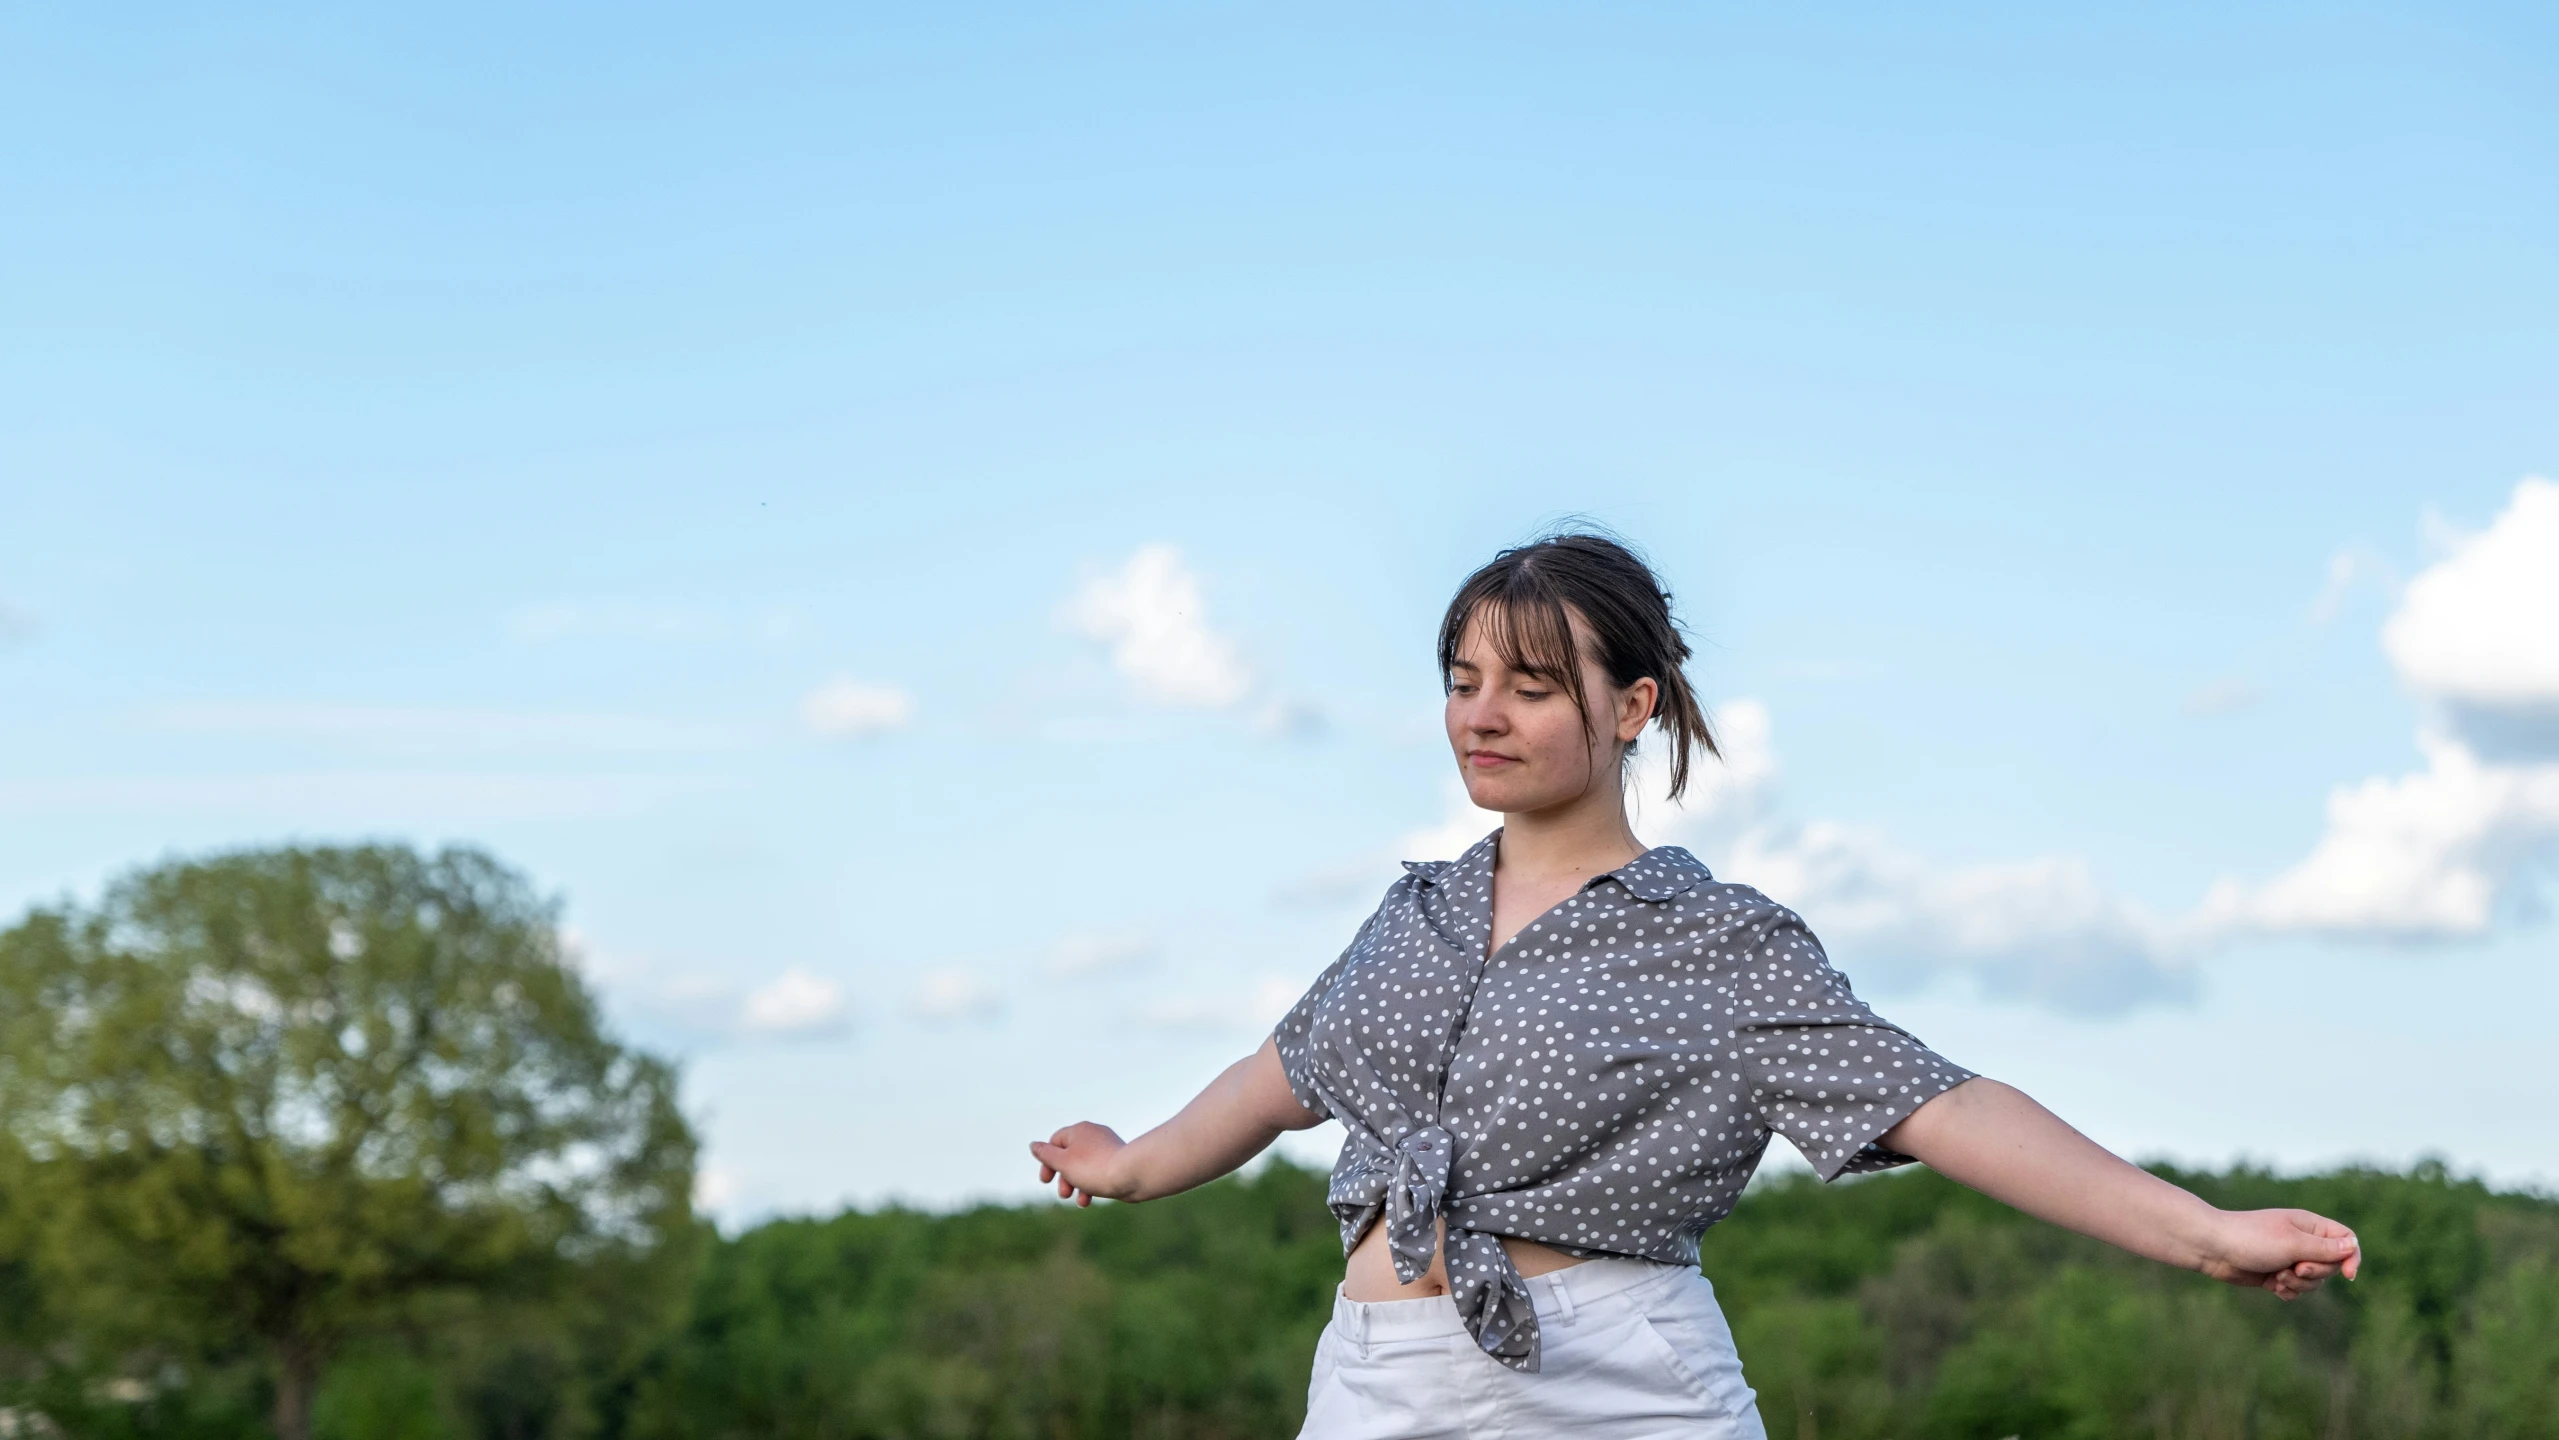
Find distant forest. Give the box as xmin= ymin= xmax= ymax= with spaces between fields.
xmin=9 ymin=1157 xmax=2557 ymax=1440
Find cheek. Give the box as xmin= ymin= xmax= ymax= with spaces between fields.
xmin=1512 ymin=703 xmax=1591 ymax=762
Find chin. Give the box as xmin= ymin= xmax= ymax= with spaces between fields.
xmin=1461 ymin=776 xmax=1546 ymax=815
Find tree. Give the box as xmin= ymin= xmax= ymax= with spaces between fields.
xmin=0 ymin=844 xmax=697 ymax=1440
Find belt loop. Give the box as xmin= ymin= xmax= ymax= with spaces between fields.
xmin=1356 ymin=1302 xmax=1371 ymax=1360
xmin=1551 ymin=1272 xmax=1577 ymax=1327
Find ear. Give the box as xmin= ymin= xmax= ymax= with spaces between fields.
xmin=1618 ymin=676 xmax=1658 ymax=743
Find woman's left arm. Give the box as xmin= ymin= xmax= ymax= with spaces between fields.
xmin=1880 ymin=1077 xmax=2361 ymax=1300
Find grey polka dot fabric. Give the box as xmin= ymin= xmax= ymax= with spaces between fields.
xmin=1272 ymin=831 xmax=1974 ymax=1373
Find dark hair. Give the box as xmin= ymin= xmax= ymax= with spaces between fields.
xmin=1436 ymin=530 xmax=1719 ymax=800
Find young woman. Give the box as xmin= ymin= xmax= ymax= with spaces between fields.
xmin=1031 ymin=533 xmax=2361 ymax=1439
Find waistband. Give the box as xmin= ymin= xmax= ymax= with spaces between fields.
xmin=1329 ymin=1254 xmax=1692 ymax=1346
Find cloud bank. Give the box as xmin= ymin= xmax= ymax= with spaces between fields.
xmin=2209 ymin=477 xmax=2559 ymax=937
xmin=1632 ymin=702 xmax=2196 ymax=1015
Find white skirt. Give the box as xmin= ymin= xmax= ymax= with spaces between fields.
xmin=1298 ymin=1255 xmax=1768 ymax=1440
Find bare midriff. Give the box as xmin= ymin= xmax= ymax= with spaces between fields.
xmin=1340 ymin=1214 xmax=1589 ymax=1301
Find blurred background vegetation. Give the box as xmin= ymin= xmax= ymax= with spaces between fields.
xmin=4 ymin=845 xmax=2554 ymax=1440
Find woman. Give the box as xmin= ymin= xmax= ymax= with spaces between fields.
xmin=1030 ymin=533 xmax=2360 ymax=1439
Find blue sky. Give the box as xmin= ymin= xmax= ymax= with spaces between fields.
xmin=4 ymin=3 xmax=2555 ymax=1223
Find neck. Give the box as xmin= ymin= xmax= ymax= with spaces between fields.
xmin=1495 ymin=778 xmax=1644 ymax=882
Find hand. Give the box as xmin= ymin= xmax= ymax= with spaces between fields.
xmin=1029 ymin=1121 xmax=1135 ymax=1207
xmin=2198 ymin=1208 xmax=2362 ymax=1300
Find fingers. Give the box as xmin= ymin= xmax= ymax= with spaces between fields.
xmin=1030 ymin=1140 xmax=1073 ymax=1197
xmin=2292 ymin=1211 xmax=2362 ymax=1279
xmin=1035 ymin=1146 xmax=1093 ymax=1205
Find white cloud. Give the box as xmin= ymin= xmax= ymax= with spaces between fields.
xmin=2205 ymin=732 xmax=2559 ymax=940
xmin=911 ymin=967 xmax=1003 ymax=1022
xmin=800 ymin=678 xmax=915 ymax=738
xmin=2381 ymin=477 xmax=2559 ymax=725
xmin=1047 ymin=931 xmax=1156 ymax=979
xmin=1628 ymin=704 xmax=2193 ymax=1015
xmin=1061 ymin=544 xmax=1253 ymax=708
xmin=1643 ymin=697 xmax=1783 ymax=829
xmin=2214 ymin=478 xmax=2559 ymax=938
xmin=1137 ymin=974 xmax=1302 ymax=1031
xmin=553 ymin=933 xmax=855 ymax=1043
xmin=738 ymin=967 xmax=852 ymax=1037
xmin=1718 ymin=824 xmax=2193 ymax=1013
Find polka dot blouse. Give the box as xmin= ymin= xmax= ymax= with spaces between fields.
xmin=1271 ymin=831 xmax=1975 ymax=1373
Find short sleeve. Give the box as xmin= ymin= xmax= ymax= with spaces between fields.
xmin=1269 ymin=910 xmax=1379 ymax=1121
xmin=1733 ymin=913 xmax=1975 ymax=1181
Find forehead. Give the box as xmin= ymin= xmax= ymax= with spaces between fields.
xmin=1449 ymin=597 xmax=1592 ymax=672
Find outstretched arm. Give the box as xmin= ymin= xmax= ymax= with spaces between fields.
xmin=1881 ymin=1077 xmax=2361 ymax=1300
xmin=1030 ymin=1035 xmax=1326 ymax=1205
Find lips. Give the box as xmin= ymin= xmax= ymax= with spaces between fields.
xmin=1467 ymin=751 xmax=1521 ymax=768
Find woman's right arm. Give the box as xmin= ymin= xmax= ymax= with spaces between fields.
xmin=1030 ymin=1035 xmax=1327 ymax=1205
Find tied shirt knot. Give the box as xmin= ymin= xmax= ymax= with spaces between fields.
xmin=1331 ymin=1123 xmax=1543 ymax=1369
xmin=1335 ymin=1123 xmax=1455 ymax=1284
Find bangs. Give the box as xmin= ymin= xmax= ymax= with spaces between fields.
xmin=1438 ymin=578 xmax=1593 ymax=717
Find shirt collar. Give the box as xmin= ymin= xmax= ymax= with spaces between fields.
xmin=1401 ymin=829 xmax=1500 ymax=886
xmin=1401 ymin=833 xmax=1712 ymax=902
xmin=1602 ymin=845 xmax=1712 ymax=901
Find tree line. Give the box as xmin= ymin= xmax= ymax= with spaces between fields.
xmin=4 ymin=844 xmax=2554 ymax=1439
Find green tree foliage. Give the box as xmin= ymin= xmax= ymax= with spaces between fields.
xmin=0 ymin=845 xmax=699 ymax=1440
xmin=1694 ymin=1161 xmax=2559 ymax=1440
xmin=17 ymin=1131 xmax=2558 ymax=1440
xmin=596 ymin=1158 xmax=2557 ymax=1440
xmin=625 ymin=1161 xmax=1342 ymax=1440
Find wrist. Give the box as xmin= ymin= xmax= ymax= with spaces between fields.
xmin=2179 ymin=1202 xmax=2236 ymax=1274
xmin=1104 ymin=1142 xmax=1150 ymax=1202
